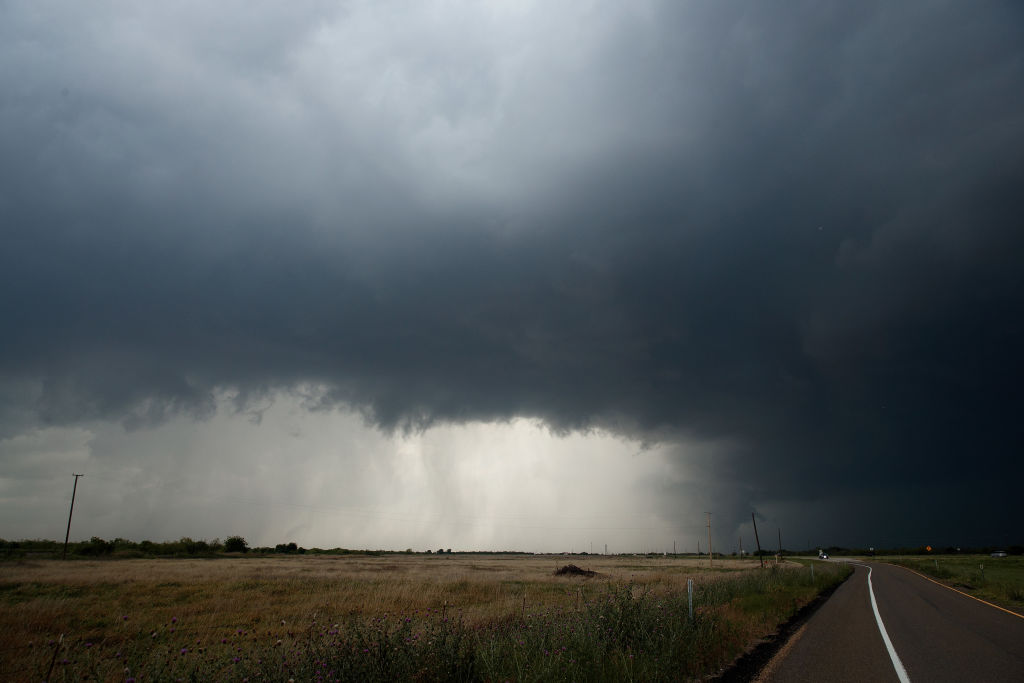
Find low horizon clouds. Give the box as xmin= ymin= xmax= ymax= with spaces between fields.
xmin=2 ymin=1 xmax=1023 ymax=549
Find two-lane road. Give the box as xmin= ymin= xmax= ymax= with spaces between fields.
xmin=760 ymin=561 xmax=1024 ymax=682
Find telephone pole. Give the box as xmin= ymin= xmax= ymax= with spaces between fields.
xmin=752 ymin=513 xmax=764 ymax=569
xmin=63 ymin=474 xmax=83 ymax=560
xmin=705 ymin=512 xmax=713 ymax=567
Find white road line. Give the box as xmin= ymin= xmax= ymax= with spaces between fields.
xmin=868 ymin=565 xmax=912 ymax=683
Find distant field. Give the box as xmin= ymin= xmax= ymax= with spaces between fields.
xmin=0 ymin=554 xmax=849 ymax=681
xmin=886 ymin=554 xmax=1024 ymax=612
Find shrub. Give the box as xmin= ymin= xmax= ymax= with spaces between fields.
xmin=224 ymin=536 xmax=249 ymax=553
xmin=76 ymin=537 xmax=115 ymax=556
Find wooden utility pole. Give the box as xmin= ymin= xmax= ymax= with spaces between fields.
xmin=778 ymin=528 xmax=783 ymax=561
xmin=739 ymin=536 xmax=743 ymax=559
xmin=705 ymin=512 xmax=713 ymax=567
xmin=752 ymin=513 xmax=764 ymax=569
xmin=63 ymin=474 xmax=83 ymax=560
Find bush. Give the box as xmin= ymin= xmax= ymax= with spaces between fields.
xmin=76 ymin=536 xmax=115 ymax=556
xmin=224 ymin=536 xmax=249 ymax=553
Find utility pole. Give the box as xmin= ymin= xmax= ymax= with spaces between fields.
xmin=705 ymin=512 xmax=713 ymax=568
xmin=63 ymin=474 xmax=83 ymax=560
xmin=752 ymin=513 xmax=764 ymax=569
xmin=739 ymin=536 xmax=743 ymax=559
xmin=778 ymin=528 xmax=783 ymax=561
xmin=673 ymin=540 xmax=676 ymax=555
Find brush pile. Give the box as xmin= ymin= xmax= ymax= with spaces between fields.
xmin=554 ymin=564 xmax=596 ymax=577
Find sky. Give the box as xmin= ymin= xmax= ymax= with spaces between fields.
xmin=2 ymin=1 xmax=1023 ymax=553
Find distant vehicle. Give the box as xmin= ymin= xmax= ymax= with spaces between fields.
xmin=991 ymin=550 xmax=1008 ymax=558
xmin=818 ymin=551 xmax=829 ymax=560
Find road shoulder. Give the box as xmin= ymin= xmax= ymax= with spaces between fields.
xmin=713 ymin=566 xmax=852 ymax=682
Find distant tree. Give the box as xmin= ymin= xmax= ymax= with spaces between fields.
xmin=78 ymin=537 xmax=114 ymax=556
xmin=113 ymin=537 xmax=134 ymax=550
xmin=182 ymin=538 xmax=210 ymax=554
xmin=224 ymin=536 xmax=249 ymax=553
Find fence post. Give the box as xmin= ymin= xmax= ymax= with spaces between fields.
xmin=46 ymin=633 xmax=64 ymax=682
xmin=687 ymin=579 xmax=694 ymax=621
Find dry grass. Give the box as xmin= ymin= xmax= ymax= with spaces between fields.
xmin=0 ymin=554 xmax=754 ymax=637
xmin=0 ymin=554 xmax=837 ymax=680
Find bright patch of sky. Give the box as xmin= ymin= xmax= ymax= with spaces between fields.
xmin=0 ymin=393 xmax=686 ymax=553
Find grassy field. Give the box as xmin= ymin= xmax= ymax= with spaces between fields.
xmin=886 ymin=554 xmax=1024 ymax=611
xmin=0 ymin=554 xmax=849 ymax=682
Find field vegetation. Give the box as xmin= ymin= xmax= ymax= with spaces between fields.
xmin=0 ymin=553 xmax=849 ymax=681
xmin=887 ymin=554 xmax=1024 ymax=612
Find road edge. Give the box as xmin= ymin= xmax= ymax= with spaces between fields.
xmin=710 ymin=568 xmax=853 ymax=682
xmin=884 ymin=561 xmax=1024 ymax=619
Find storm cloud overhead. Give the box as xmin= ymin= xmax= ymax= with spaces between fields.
xmin=2 ymin=1 xmax=1022 ymax=551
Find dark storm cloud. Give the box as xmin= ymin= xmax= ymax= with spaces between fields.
xmin=2 ymin=1 xmax=1023 ymax=545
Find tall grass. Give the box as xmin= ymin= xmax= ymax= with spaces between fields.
xmin=1 ymin=556 xmax=849 ymax=681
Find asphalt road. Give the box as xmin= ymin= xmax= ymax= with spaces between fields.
xmin=759 ymin=561 xmax=1024 ymax=682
